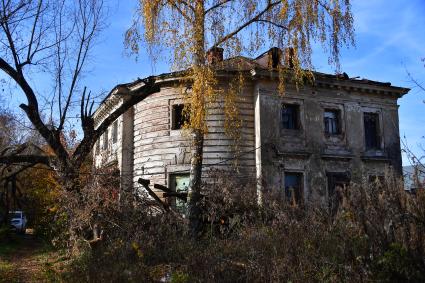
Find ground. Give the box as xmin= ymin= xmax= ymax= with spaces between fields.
xmin=0 ymin=232 xmax=64 ymax=283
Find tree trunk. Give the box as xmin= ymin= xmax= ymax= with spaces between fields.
xmin=188 ymin=129 xmax=204 ymax=236
xmin=188 ymin=0 xmax=206 ymax=238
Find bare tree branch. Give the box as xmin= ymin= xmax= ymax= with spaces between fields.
xmin=255 ymin=19 xmax=288 ymax=30
xmin=212 ymin=1 xmax=281 ymax=48
xmin=204 ymin=0 xmax=233 ymax=15
xmin=167 ymin=0 xmax=193 ymax=22
xmin=0 ymin=154 xmax=51 ymax=166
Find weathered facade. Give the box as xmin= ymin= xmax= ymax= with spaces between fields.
xmin=93 ymin=48 xmax=409 ymax=206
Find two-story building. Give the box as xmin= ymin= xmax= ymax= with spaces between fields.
xmin=93 ymin=47 xmax=409 ymax=207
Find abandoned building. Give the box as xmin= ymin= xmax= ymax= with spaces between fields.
xmin=93 ymin=47 xmax=409 ymax=207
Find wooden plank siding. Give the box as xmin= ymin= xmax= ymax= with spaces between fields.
xmin=133 ymin=85 xmax=256 ymax=193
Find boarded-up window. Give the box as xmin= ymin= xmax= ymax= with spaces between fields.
xmin=284 ymin=172 xmax=303 ymax=205
xmin=324 ymin=109 xmax=340 ymax=135
xmin=172 ymin=104 xmax=188 ymax=130
xmin=102 ymin=129 xmax=108 ymax=150
xmin=281 ymin=104 xmax=299 ymax=129
xmin=112 ymin=121 xmax=118 ymax=144
xmin=364 ymin=113 xmax=380 ymax=149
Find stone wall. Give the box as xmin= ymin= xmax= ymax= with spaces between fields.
xmin=256 ymin=79 xmax=403 ymax=203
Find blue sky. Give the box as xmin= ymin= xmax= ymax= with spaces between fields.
xmin=3 ymin=0 xmax=425 ymax=165
xmin=89 ymin=0 xmax=425 ymax=165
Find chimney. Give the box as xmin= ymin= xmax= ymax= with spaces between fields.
xmin=267 ymin=47 xmax=282 ymax=68
xmin=284 ymin=47 xmax=295 ymax=68
xmin=206 ymin=47 xmax=224 ymax=64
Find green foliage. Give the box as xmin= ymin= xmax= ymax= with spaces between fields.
xmin=171 ymin=271 xmax=190 ymax=283
xmin=0 ymin=261 xmax=14 ymax=283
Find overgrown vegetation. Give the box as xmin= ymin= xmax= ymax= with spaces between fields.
xmin=45 ymin=170 xmax=425 ymax=282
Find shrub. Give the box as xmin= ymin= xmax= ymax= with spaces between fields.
xmin=59 ymin=169 xmax=425 ymax=282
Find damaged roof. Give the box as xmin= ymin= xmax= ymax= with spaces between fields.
xmin=94 ymin=48 xmax=410 ymax=119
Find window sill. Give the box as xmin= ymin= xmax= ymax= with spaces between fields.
xmin=280 ymin=128 xmax=304 ymax=137
xmin=170 ymin=128 xmax=186 ymax=136
xmin=324 ymin=134 xmax=346 ymax=146
xmin=362 ymin=149 xmax=386 ymax=158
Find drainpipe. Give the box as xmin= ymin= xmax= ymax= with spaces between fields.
xmin=254 ymin=82 xmax=263 ymax=205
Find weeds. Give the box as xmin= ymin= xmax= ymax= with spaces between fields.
xmin=53 ymin=169 xmax=425 ymax=282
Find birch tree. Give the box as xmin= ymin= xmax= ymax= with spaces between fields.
xmin=126 ymin=0 xmax=355 ymax=235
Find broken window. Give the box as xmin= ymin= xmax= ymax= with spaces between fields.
xmin=102 ymin=129 xmax=108 ymax=150
xmin=324 ymin=109 xmax=340 ymax=135
xmin=171 ymin=104 xmax=189 ymax=130
xmin=112 ymin=120 xmax=118 ymax=144
xmin=364 ymin=113 xmax=380 ymax=150
xmin=284 ymin=172 xmax=303 ymax=205
xmin=281 ymin=104 xmax=299 ymax=130
xmin=327 ymin=172 xmax=350 ymax=216
xmin=169 ymin=174 xmax=190 ymax=215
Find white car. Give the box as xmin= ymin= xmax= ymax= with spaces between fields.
xmin=9 ymin=211 xmax=27 ymax=233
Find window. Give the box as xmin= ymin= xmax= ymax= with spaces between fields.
xmin=102 ymin=129 xmax=108 ymax=150
xmin=364 ymin=113 xmax=380 ymax=149
xmin=112 ymin=121 xmax=118 ymax=144
xmin=170 ymin=174 xmax=190 ymax=215
xmin=281 ymin=104 xmax=299 ymax=130
xmin=171 ymin=104 xmax=189 ymax=130
xmin=95 ymin=140 xmax=100 ymax=154
xmin=324 ymin=109 xmax=340 ymax=135
xmin=284 ymin=172 xmax=303 ymax=205
xmin=327 ymin=172 xmax=350 ymax=216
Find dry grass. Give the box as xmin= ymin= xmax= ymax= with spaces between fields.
xmin=44 ymin=169 xmax=425 ymax=282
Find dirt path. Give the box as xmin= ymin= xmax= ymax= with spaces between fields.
xmin=0 ymin=234 xmax=62 ymax=282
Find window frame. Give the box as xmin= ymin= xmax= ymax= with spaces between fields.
xmin=326 ymin=172 xmax=350 ymax=216
xmin=102 ymin=129 xmax=108 ymax=150
xmin=168 ymin=173 xmax=190 ymax=216
xmin=283 ymin=171 xmax=304 ymax=205
xmin=95 ymin=140 xmax=100 ymax=154
xmin=281 ymin=103 xmax=300 ymax=130
xmin=363 ymin=111 xmax=382 ymax=150
xmin=112 ymin=120 xmax=118 ymax=144
xmin=323 ymin=108 xmax=341 ymax=135
xmin=171 ymin=103 xmax=188 ymax=130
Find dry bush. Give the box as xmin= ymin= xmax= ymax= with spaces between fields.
xmin=58 ymin=169 xmax=425 ymax=282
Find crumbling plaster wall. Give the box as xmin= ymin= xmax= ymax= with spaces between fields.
xmin=256 ymin=80 xmax=402 ymax=203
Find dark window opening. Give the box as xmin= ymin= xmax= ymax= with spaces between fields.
xmin=284 ymin=172 xmax=303 ymax=205
xmin=327 ymin=172 xmax=350 ymax=216
xmin=364 ymin=113 xmax=380 ymax=149
xmin=112 ymin=121 xmax=118 ymax=144
xmin=102 ymin=129 xmax=108 ymax=150
xmin=172 ymin=104 xmax=189 ymax=130
xmin=281 ymin=104 xmax=299 ymax=130
xmin=324 ymin=109 xmax=340 ymax=135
